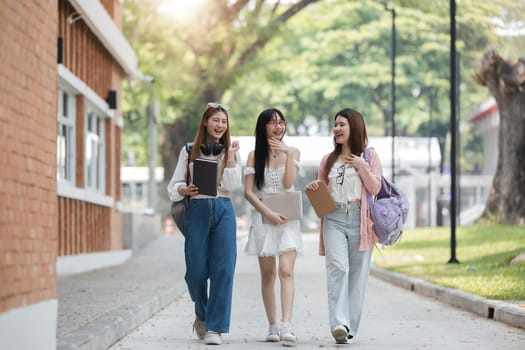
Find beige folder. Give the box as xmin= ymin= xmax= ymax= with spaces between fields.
xmin=262 ymin=191 xmax=303 ymax=224
xmin=305 ymin=181 xmax=337 ymax=218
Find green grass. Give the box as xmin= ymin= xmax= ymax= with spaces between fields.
xmin=372 ymin=225 xmax=525 ymax=301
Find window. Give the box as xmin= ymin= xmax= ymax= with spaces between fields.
xmin=85 ymin=107 xmax=105 ymax=192
xmin=56 ymin=65 xmax=114 ymax=207
xmin=57 ymin=88 xmax=76 ymax=183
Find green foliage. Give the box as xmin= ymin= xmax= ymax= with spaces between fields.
xmin=373 ymin=225 xmax=525 ymax=300
xmin=122 ymin=0 xmax=525 ymax=168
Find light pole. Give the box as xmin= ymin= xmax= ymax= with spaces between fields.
xmin=131 ymin=74 xmax=158 ymax=213
xmin=427 ymin=88 xmax=435 ymax=227
xmin=383 ymin=2 xmax=396 ymax=183
xmin=147 ymin=97 xmax=159 ymax=212
xmin=412 ymin=82 xmax=435 ymax=227
xmin=449 ymin=0 xmax=459 ymax=264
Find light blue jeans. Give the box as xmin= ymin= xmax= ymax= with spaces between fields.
xmin=184 ymin=197 xmax=237 ymax=333
xmin=323 ymin=203 xmax=372 ymax=337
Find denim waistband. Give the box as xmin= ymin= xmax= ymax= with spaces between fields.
xmin=335 ymin=199 xmax=360 ymax=208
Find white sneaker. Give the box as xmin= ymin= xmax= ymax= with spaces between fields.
xmin=193 ymin=318 xmax=206 ymax=340
xmin=280 ymin=323 xmax=297 ymax=347
xmin=331 ymin=325 xmax=348 ymax=344
xmin=266 ymin=324 xmax=280 ymax=342
xmin=204 ymin=330 xmax=222 ymax=345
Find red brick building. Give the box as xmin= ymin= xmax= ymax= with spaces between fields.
xmin=0 ymin=0 xmax=137 ymax=348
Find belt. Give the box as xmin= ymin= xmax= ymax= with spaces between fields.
xmin=336 ymin=199 xmax=360 ymax=207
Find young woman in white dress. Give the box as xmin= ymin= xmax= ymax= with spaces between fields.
xmin=244 ymin=108 xmax=302 ymax=346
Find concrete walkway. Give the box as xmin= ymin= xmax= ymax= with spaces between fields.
xmin=58 ymin=233 xmax=525 ymax=349
xmin=56 ymin=234 xmax=186 ymax=349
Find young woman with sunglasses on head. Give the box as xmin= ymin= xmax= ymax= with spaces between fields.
xmin=167 ymin=102 xmax=242 ymax=345
xmin=244 ymin=108 xmax=302 ymax=346
xmin=305 ymin=108 xmax=382 ymax=344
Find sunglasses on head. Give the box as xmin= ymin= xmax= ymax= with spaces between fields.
xmin=207 ymin=102 xmax=230 ymax=111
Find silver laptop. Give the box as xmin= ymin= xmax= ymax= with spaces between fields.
xmin=261 ymin=191 xmax=303 ymax=224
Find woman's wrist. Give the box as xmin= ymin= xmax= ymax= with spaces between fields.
xmin=227 ymin=153 xmax=236 ymax=167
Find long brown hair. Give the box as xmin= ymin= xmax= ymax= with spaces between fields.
xmin=190 ymin=106 xmax=231 ymax=164
xmin=323 ymin=108 xmax=368 ymax=176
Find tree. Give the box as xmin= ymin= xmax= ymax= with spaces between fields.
xmin=122 ymin=0 xmax=525 ymax=218
xmin=475 ymin=50 xmax=525 ymax=225
xmin=124 ymin=0 xmax=321 ymax=214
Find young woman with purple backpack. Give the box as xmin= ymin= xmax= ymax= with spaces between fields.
xmin=305 ymin=108 xmax=382 ymax=344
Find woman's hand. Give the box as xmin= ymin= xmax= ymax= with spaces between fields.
xmin=226 ymin=141 xmax=240 ymax=167
xmin=264 ymin=211 xmax=288 ymax=225
xmin=268 ymin=137 xmax=291 ymax=155
xmin=179 ymin=184 xmax=199 ymax=197
xmin=342 ymin=154 xmax=365 ymax=169
xmin=305 ymin=180 xmax=320 ymax=191
xmin=229 ymin=140 xmax=240 ymax=153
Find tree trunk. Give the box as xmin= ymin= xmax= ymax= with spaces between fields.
xmin=475 ymin=50 xmax=525 ymax=225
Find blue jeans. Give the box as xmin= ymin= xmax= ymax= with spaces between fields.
xmin=323 ymin=203 xmax=372 ymax=337
xmin=184 ymin=197 xmax=237 ymax=333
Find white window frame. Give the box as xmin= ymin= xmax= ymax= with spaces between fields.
xmin=56 ymin=64 xmax=114 ymax=207
xmin=57 ymin=86 xmax=76 ymax=184
xmin=85 ymin=105 xmax=106 ymax=193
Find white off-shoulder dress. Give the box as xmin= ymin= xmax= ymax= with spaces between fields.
xmin=244 ymin=165 xmax=303 ymax=257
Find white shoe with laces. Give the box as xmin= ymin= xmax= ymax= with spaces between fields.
xmin=331 ymin=325 xmax=348 ymax=344
xmin=193 ymin=318 xmax=206 ymax=340
xmin=204 ymin=330 xmax=222 ymax=345
xmin=280 ymin=322 xmax=297 ymax=347
xmin=266 ymin=324 xmax=280 ymax=342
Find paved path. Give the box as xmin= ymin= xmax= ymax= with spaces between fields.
xmin=57 ymin=234 xmax=186 ymax=349
xmin=109 ymin=235 xmax=525 ymax=349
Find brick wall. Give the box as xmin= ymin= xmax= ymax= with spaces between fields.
xmin=58 ymin=0 xmax=114 ymax=98
xmin=0 ymin=0 xmax=59 ymax=313
xmin=57 ymin=198 xmax=111 ymax=255
xmin=56 ymin=0 xmax=125 ymax=256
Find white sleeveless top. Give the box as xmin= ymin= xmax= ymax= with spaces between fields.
xmin=327 ymin=161 xmax=362 ymax=203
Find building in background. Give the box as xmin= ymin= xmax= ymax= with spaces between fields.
xmin=470 ymin=97 xmax=499 ymax=176
xmin=0 ymin=1 xmax=137 ymax=348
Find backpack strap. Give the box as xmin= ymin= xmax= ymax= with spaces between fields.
xmin=183 ymin=142 xmax=193 ymax=185
xmin=363 ymin=147 xmax=371 ymax=164
xmin=185 ymin=142 xmax=194 ymax=154
xmin=363 ymin=148 xmax=373 ymax=209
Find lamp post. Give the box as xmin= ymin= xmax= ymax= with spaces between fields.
xmin=427 ymin=88 xmax=435 ymax=227
xmin=147 ymin=98 xmax=159 ymax=212
xmin=131 ymin=74 xmax=157 ymax=213
xmin=383 ymin=3 xmax=396 ymax=183
xmin=449 ymin=0 xmax=459 ymax=264
xmin=412 ymin=83 xmax=435 ymax=227
xmin=428 ymin=87 xmax=434 ymax=227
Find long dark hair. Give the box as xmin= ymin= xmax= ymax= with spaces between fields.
xmin=323 ymin=108 xmax=368 ymax=176
xmin=253 ymin=108 xmax=285 ymax=190
xmin=190 ymin=105 xmax=231 ymax=164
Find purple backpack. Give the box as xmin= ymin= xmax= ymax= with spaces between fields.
xmin=364 ymin=148 xmax=409 ymax=246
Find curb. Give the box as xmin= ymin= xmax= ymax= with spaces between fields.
xmin=370 ymin=266 xmax=525 ymax=330
xmin=57 ymin=279 xmax=186 ymax=350
xmin=57 ymin=233 xmax=249 ymax=350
